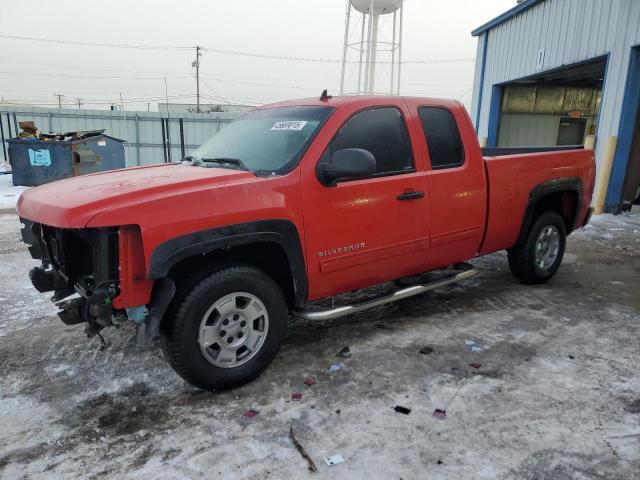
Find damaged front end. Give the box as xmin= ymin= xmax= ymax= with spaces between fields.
xmin=21 ymin=218 xmax=122 ymax=338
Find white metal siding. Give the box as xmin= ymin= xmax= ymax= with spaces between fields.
xmin=0 ymin=106 xmax=240 ymax=166
xmin=473 ymin=0 xmax=640 ymax=175
xmin=498 ymin=114 xmax=561 ymax=146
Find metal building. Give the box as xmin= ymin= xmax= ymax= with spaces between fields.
xmin=471 ymin=0 xmax=640 ymax=213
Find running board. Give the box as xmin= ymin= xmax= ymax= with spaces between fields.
xmin=293 ymin=263 xmax=478 ymax=321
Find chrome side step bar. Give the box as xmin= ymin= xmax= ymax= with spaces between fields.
xmin=293 ymin=263 xmax=478 ymax=321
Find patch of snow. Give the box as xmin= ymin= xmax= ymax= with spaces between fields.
xmin=51 ymin=363 xmax=76 ymax=376
xmin=0 ymin=174 xmax=28 ymax=210
xmin=0 ymin=394 xmax=65 ymax=451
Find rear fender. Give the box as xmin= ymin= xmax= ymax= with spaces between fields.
xmin=514 ymin=177 xmax=582 ymax=248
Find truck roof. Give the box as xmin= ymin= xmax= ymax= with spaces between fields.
xmin=257 ymin=95 xmax=464 ymax=111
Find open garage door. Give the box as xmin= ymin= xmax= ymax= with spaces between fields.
xmin=493 ymin=57 xmax=607 ymax=149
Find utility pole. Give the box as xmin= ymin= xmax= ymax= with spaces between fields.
xmin=192 ymin=46 xmax=202 ymax=113
xmin=164 ymin=76 xmax=170 ymax=116
xmin=54 ymin=93 xmax=64 ymax=109
xmin=76 ymin=98 xmax=83 ymax=109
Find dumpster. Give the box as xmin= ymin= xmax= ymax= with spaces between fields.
xmin=8 ymin=130 xmax=126 ymax=186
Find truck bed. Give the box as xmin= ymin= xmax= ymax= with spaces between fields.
xmin=479 ymin=148 xmax=596 ymax=256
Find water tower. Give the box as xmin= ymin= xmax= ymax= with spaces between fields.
xmin=339 ymin=0 xmax=404 ymax=96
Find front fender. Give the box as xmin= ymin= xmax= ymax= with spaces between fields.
xmin=147 ymin=219 xmax=308 ymax=307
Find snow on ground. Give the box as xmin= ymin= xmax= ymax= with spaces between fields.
xmin=0 ymin=174 xmax=28 ymax=211
xmin=0 ymin=211 xmax=639 ymax=479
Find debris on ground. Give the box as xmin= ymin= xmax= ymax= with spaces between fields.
xmin=304 ymin=377 xmax=317 ymax=386
xmin=291 ymin=392 xmax=303 ymax=401
xmin=464 ymin=339 xmax=485 ymax=353
xmin=469 ymin=362 xmax=482 ymax=369
xmin=393 ymin=405 xmax=411 ymax=415
xmin=274 ymin=398 xmax=286 ymax=413
xmin=568 ymin=355 xmax=575 ymax=360
xmin=289 ymin=427 xmax=317 ymax=472
xmin=335 ymin=409 xmax=341 ymax=415
xmin=336 ymin=346 xmax=351 ymax=358
xmin=328 ymin=362 xmax=345 ymax=372
xmin=243 ymin=409 xmax=259 ymax=419
xmin=324 ymin=454 xmax=345 ymax=467
xmin=419 ymin=346 xmax=434 ymax=355
xmin=433 ymin=409 xmax=447 ymax=419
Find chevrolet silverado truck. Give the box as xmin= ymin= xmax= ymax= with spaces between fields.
xmin=16 ymin=94 xmax=595 ymax=390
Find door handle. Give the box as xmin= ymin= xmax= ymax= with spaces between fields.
xmin=397 ymin=191 xmax=425 ymax=201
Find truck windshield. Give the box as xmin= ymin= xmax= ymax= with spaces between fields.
xmin=190 ymin=106 xmax=334 ymax=174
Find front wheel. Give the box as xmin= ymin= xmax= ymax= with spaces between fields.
xmin=161 ymin=264 xmax=288 ymax=390
xmin=508 ymin=211 xmax=567 ymax=284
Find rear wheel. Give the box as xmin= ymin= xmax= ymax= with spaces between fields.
xmin=161 ymin=264 xmax=288 ymax=390
xmin=508 ymin=211 xmax=566 ymax=284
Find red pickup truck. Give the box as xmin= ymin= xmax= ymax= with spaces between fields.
xmin=17 ymin=95 xmax=595 ymax=390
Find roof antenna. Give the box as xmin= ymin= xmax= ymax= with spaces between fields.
xmin=319 ymin=89 xmax=332 ymax=101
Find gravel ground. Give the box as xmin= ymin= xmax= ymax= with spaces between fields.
xmin=0 ymin=211 xmax=639 ymax=479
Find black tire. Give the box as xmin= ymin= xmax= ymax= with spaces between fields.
xmin=508 ymin=211 xmax=567 ymax=284
xmin=161 ymin=264 xmax=288 ymax=390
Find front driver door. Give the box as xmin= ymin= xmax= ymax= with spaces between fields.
xmin=301 ymin=102 xmax=430 ymax=301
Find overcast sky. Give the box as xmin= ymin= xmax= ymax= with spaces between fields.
xmin=0 ymin=0 xmax=515 ymax=112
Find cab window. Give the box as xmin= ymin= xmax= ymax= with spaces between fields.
xmin=328 ymin=107 xmax=414 ymax=176
xmin=418 ymin=107 xmax=465 ymax=170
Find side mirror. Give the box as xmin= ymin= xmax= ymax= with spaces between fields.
xmin=317 ymin=148 xmax=376 ymax=186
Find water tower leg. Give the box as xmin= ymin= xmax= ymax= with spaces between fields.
xmin=340 ymin=0 xmax=352 ymax=96
xmin=368 ymin=13 xmax=379 ymax=94
xmin=397 ymin=0 xmax=404 ymax=95
xmin=391 ymin=11 xmax=397 ymax=94
xmin=363 ymin=0 xmax=375 ymax=94
xmin=357 ymin=12 xmax=366 ymax=94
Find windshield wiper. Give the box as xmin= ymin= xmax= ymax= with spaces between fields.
xmin=200 ymin=157 xmax=250 ymax=171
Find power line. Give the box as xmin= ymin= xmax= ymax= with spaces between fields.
xmin=200 ymin=74 xmax=331 ymax=91
xmin=0 ymin=34 xmax=192 ymax=50
xmin=0 ymin=70 xmax=187 ymax=80
xmin=2 ymin=93 xmax=201 ymax=106
xmin=1 ymin=91 xmax=265 ymax=108
xmin=456 ymin=87 xmax=474 ymax=100
xmin=0 ymin=56 xmax=192 ymax=76
xmin=0 ymin=33 xmax=474 ymax=64
xmin=200 ymin=80 xmax=262 ymax=106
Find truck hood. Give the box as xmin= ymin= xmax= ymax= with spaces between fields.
xmin=16 ymin=163 xmax=255 ymax=228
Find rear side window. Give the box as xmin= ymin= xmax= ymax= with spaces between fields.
xmin=418 ymin=107 xmax=464 ymax=169
xmin=329 ymin=107 xmax=414 ymax=175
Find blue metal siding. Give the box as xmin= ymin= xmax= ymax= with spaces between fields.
xmin=472 ymin=0 xmax=544 ymax=37
xmin=473 ymin=33 xmax=489 ymax=131
xmin=471 ymin=0 xmax=640 ymax=209
xmin=605 ymin=45 xmax=640 ymax=212
xmin=487 ymin=86 xmax=503 ymax=147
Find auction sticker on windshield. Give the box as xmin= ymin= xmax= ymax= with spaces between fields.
xmin=271 ymin=121 xmax=308 ymax=131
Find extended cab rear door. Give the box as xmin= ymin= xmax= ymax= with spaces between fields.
xmin=406 ymin=99 xmax=487 ymax=270
xmin=300 ymin=99 xmax=430 ymax=300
